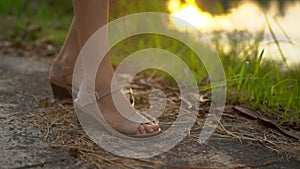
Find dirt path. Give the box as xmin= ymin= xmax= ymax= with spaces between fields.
xmin=0 ymin=55 xmax=299 ymax=169
xmin=0 ymin=56 xmax=91 ymax=168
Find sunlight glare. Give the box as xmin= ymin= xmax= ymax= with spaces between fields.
xmin=168 ymin=0 xmax=213 ymax=31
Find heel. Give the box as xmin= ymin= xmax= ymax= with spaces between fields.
xmin=50 ymin=83 xmax=72 ymax=99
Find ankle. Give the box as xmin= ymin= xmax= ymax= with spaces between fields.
xmin=49 ymin=60 xmax=74 ymax=85
xmin=52 ymin=58 xmax=74 ymax=71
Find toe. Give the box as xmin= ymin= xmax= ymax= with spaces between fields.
xmin=144 ymin=125 xmax=154 ymax=133
xmin=154 ymin=124 xmax=160 ymax=131
xmin=138 ymin=124 xmax=147 ymax=134
xmin=149 ymin=122 xmax=160 ymax=131
xmin=136 ymin=122 xmax=161 ymax=135
xmin=144 ymin=122 xmax=160 ymax=133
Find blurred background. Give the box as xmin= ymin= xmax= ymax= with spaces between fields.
xmin=0 ymin=0 xmax=299 ymax=125
xmin=1 ymin=0 xmax=299 ymax=64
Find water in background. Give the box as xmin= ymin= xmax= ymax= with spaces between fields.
xmin=168 ymin=0 xmax=300 ymax=66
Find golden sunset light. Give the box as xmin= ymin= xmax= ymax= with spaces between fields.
xmin=167 ymin=0 xmax=266 ymax=32
xmin=167 ymin=0 xmax=213 ymax=31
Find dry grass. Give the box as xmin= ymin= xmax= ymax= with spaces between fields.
xmin=27 ymin=77 xmax=300 ymax=168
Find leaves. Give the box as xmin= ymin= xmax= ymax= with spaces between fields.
xmin=233 ymin=105 xmax=300 ymax=140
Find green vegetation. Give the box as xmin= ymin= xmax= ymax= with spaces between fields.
xmin=0 ymin=0 xmax=73 ymax=45
xmin=213 ymin=31 xmax=300 ymax=124
xmin=0 ymin=0 xmax=299 ymax=125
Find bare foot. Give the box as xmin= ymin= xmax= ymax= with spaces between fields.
xmin=50 ymin=60 xmax=160 ymax=135
xmin=96 ymin=90 xmax=160 ymax=135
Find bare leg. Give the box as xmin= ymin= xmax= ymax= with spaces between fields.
xmin=49 ymin=18 xmax=80 ymax=88
xmin=53 ymin=18 xmax=80 ymax=70
xmin=72 ymin=0 xmax=113 ymax=90
xmin=72 ymin=0 xmax=160 ymax=135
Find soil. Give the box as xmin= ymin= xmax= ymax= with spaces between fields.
xmin=1 ymin=55 xmax=299 ymax=169
xmin=0 ymin=55 xmax=91 ymax=169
